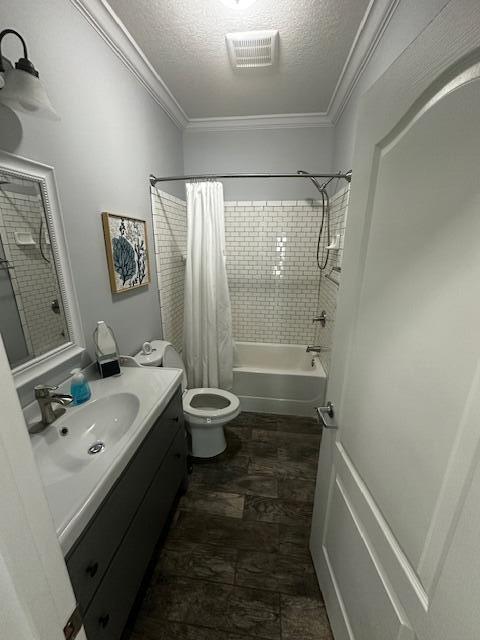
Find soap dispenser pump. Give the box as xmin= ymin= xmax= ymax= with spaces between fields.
xmin=93 ymin=321 xmax=121 ymax=378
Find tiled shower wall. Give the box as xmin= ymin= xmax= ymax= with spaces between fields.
xmin=314 ymin=185 xmax=350 ymax=373
xmin=224 ymin=199 xmax=323 ymax=344
xmin=152 ymin=186 xmax=349 ymax=370
xmin=151 ymin=189 xmax=187 ymax=352
xmin=0 ymin=185 xmax=68 ymax=359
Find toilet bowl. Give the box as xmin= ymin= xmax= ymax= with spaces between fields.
xmin=134 ymin=340 xmax=240 ymax=458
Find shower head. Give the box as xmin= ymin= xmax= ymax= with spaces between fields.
xmin=0 ymin=180 xmax=39 ymax=197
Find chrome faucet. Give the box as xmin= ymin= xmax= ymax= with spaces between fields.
xmin=312 ymin=311 xmax=328 ymax=327
xmin=306 ymin=345 xmax=330 ymax=353
xmin=34 ymin=384 xmax=73 ymax=428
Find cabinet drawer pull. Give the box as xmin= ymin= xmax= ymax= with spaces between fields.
xmin=86 ymin=562 xmax=99 ymax=578
xmin=174 ymin=452 xmax=182 ymax=459
xmin=98 ymin=614 xmax=110 ymax=628
xmin=172 ymin=416 xmax=179 ymax=422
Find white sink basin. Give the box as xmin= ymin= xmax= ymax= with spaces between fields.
xmin=33 ymin=393 xmax=140 ymax=484
xmin=27 ymin=365 xmax=183 ymax=554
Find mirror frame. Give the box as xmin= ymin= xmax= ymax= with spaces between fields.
xmin=0 ymin=150 xmax=85 ymax=390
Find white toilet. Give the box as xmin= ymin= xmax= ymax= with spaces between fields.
xmin=134 ymin=340 xmax=240 ymax=458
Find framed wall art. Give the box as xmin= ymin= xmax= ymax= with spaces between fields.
xmin=101 ymin=212 xmax=150 ymax=293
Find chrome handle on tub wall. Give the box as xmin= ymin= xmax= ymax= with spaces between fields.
xmin=316 ymin=402 xmax=338 ymax=430
xmin=312 ymin=310 xmax=328 ymax=327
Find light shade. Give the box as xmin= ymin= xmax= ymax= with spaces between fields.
xmin=0 ymin=67 xmax=59 ymax=121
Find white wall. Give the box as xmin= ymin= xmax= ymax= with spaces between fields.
xmin=183 ymin=126 xmax=335 ymax=200
xmin=0 ymin=0 xmax=184 ymax=363
xmin=333 ymin=0 xmax=449 ymax=168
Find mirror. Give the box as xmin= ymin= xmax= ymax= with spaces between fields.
xmin=0 ymin=150 xmax=84 ymax=391
xmin=0 ymin=170 xmax=69 ymax=367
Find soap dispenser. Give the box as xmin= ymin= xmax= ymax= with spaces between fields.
xmin=70 ymin=368 xmax=91 ymax=405
xmin=93 ymin=321 xmax=121 ymax=378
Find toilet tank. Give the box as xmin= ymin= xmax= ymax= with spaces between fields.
xmin=163 ymin=345 xmax=187 ymax=390
xmin=133 ymin=340 xmax=167 ymax=367
xmin=134 ymin=340 xmax=187 ymax=390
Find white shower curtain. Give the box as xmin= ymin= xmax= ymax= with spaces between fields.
xmin=183 ymin=181 xmax=233 ymax=390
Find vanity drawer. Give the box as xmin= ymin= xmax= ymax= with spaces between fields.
xmin=66 ymin=387 xmax=183 ymax=612
xmin=83 ymin=427 xmax=187 ymax=640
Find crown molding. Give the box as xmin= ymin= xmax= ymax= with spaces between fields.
xmin=327 ymin=0 xmax=401 ymax=124
xmin=69 ymin=0 xmax=188 ymax=129
xmin=185 ymin=112 xmax=332 ymax=133
xmin=70 ymin=0 xmax=399 ymax=133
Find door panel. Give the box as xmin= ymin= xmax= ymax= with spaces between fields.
xmin=0 ymin=336 xmax=87 ymax=639
xmin=311 ymin=3 xmax=480 ymax=639
xmin=333 ymin=443 xmax=429 ymax=626
xmin=341 ymin=77 xmax=480 ymax=570
xmin=324 ymin=479 xmax=414 ymax=640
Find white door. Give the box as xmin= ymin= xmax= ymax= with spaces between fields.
xmin=310 ymin=2 xmax=480 ymax=639
xmin=0 ymin=335 xmax=87 ymax=640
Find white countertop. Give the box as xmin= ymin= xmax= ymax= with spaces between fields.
xmin=26 ymin=365 xmax=183 ymax=555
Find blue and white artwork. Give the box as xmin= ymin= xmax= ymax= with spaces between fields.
xmin=102 ymin=212 xmax=150 ymax=293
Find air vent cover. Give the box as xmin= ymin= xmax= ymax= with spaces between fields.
xmin=226 ymin=30 xmax=279 ymax=69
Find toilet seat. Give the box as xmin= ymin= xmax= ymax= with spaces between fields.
xmin=183 ymin=388 xmax=240 ymax=426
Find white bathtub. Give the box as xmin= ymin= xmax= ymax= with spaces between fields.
xmin=232 ymin=342 xmax=327 ymax=417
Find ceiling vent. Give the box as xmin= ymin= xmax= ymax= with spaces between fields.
xmin=226 ymin=30 xmax=279 ymax=69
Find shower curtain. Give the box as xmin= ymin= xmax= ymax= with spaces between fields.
xmin=183 ymin=181 xmax=233 ymax=390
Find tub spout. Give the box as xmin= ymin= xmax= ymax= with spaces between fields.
xmin=306 ymin=345 xmax=330 ymax=353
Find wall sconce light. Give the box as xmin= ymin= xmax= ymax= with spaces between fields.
xmin=0 ymin=29 xmax=59 ymax=120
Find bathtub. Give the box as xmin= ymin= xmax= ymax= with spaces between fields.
xmin=232 ymin=342 xmax=326 ymax=417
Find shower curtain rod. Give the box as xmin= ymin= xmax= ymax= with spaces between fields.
xmin=149 ymin=170 xmax=352 ymax=187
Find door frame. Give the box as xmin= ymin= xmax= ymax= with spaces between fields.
xmin=0 ymin=335 xmax=87 ymax=640
xmin=311 ymin=1 xmax=480 ymax=638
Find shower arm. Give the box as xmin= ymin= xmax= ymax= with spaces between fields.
xmin=296 ymin=169 xmax=325 ymax=194
xmin=297 ymin=169 xmax=352 ymax=194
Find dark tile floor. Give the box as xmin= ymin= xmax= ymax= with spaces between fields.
xmin=126 ymin=412 xmax=334 ymax=640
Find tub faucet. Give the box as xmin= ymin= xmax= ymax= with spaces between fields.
xmin=306 ymin=345 xmax=330 ymax=353
xmin=34 ymin=384 xmax=73 ymax=428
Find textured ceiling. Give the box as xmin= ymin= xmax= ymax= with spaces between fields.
xmin=106 ymin=0 xmax=371 ymax=118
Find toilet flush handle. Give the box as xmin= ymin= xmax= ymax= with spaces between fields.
xmin=142 ymin=341 xmax=153 ymax=355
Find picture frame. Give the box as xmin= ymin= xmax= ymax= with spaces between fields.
xmin=101 ymin=212 xmax=151 ymax=294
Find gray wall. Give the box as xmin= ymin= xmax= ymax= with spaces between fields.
xmin=0 ymin=0 xmax=184 ymax=360
xmin=333 ymin=0 xmax=449 ymax=168
xmin=183 ymin=127 xmax=335 ymax=201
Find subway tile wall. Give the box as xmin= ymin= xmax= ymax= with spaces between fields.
xmin=0 ymin=183 xmax=69 ymax=362
xmin=151 ymin=186 xmax=349 ymax=371
xmin=224 ymin=199 xmax=323 ymax=345
xmin=313 ymin=185 xmax=350 ymax=373
xmin=151 ymin=189 xmax=187 ymax=352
